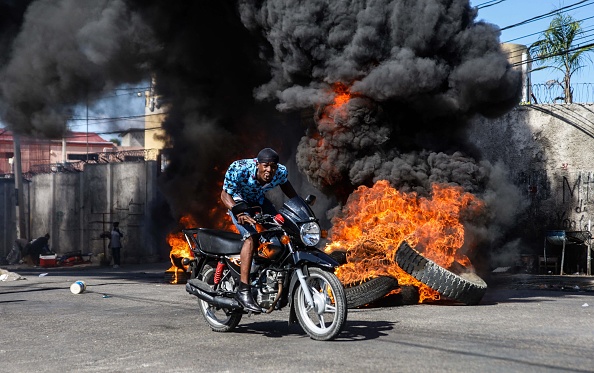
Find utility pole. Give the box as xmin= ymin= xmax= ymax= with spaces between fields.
xmin=86 ymin=94 xmax=89 ymax=162
xmin=62 ymin=137 xmax=66 ymax=164
xmin=13 ymin=134 xmax=26 ymax=239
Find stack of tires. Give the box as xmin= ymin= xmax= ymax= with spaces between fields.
xmin=330 ymin=240 xmax=488 ymax=308
xmin=329 ymin=250 xmax=418 ymax=309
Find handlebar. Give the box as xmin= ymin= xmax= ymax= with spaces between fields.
xmin=252 ymin=212 xmax=285 ymax=227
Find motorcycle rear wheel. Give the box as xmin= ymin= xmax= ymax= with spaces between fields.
xmin=294 ymin=267 xmax=347 ymax=341
xmin=197 ymin=265 xmax=242 ymax=332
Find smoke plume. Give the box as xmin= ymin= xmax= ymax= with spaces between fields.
xmin=239 ymin=0 xmax=521 ymax=193
xmin=0 ymin=1 xmax=526 ymax=257
xmin=0 ymin=0 xmax=158 ymax=138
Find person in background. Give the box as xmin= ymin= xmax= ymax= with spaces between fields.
xmin=109 ymin=222 xmax=124 ymax=268
xmin=24 ymin=233 xmax=51 ymax=266
xmin=5 ymin=238 xmax=28 ymax=265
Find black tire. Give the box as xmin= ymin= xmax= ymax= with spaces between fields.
xmin=370 ymin=285 xmax=420 ymax=307
xmin=397 ymin=285 xmax=420 ymax=305
xmin=395 ymin=241 xmax=487 ymax=305
xmin=344 ymin=276 xmax=399 ymax=309
xmin=328 ymin=250 xmax=347 ymax=265
xmin=293 ymin=267 xmax=348 ymax=341
xmin=197 ymin=265 xmax=242 ymax=332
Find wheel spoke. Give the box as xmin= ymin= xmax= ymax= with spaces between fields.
xmin=317 ymin=314 xmax=327 ymax=330
xmin=294 ymin=268 xmax=346 ymax=340
xmin=324 ymin=304 xmax=336 ymax=313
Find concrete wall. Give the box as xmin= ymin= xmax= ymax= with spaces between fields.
xmin=0 ymin=178 xmax=30 ymax=260
xmin=3 ymin=104 xmax=594 ymax=263
xmin=1 ymin=161 xmax=168 ymax=264
xmin=468 ymin=104 xmax=594 ymax=250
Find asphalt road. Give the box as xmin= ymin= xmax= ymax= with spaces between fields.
xmin=1 ymin=262 xmax=593 ymax=373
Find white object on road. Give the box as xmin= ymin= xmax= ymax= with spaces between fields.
xmin=70 ymin=280 xmax=86 ymax=294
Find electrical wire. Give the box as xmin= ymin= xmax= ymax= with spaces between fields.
xmin=494 ymin=7 xmax=594 ymax=65
xmin=500 ymin=0 xmax=593 ymax=31
xmin=511 ymin=41 xmax=594 ymax=68
xmin=68 ymin=112 xmax=168 ymax=123
xmin=503 ymin=14 xmax=594 ymax=43
xmin=476 ymin=0 xmax=508 ymax=10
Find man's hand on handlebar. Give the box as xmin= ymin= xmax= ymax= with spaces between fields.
xmin=236 ymin=212 xmax=256 ymax=226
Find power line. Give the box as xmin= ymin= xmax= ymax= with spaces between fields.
xmin=497 ymin=8 xmax=594 ymax=66
xmin=502 ymin=40 xmax=594 ymax=73
xmin=511 ymin=41 xmax=594 ymax=68
xmin=477 ymin=0 xmax=508 ymax=10
xmin=95 ymin=86 xmax=151 ymax=99
xmin=95 ymin=126 xmax=164 ymax=135
xmin=502 ymin=31 xmax=594 ymax=61
xmin=68 ymin=112 xmax=168 ymax=123
xmin=500 ymin=0 xmax=593 ymax=31
xmin=503 ymin=14 xmax=594 ymax=43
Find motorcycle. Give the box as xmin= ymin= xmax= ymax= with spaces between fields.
xmin=183 ymin=195 xmax=347 ymax=341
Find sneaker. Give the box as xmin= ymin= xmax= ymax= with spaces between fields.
xmin=113 ymin=265 xmax=119 ymax=269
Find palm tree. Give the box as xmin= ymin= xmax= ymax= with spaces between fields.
xmin=529 ymin=12 xmax=593 ymax=103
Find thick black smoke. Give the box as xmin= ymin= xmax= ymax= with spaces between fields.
xmin=239 ymin=0 xmax=522 ymax=195
xmin=126 ymin=1 xmax=305 ymax=221
xmin=0 ymin=0 xmax=158 ymax=138
xmin=238 ymin=0 xmax=526 ymax=255
xmin=0 ymin=1 xmax=526 ymax=256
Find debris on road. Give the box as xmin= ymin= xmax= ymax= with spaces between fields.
xmin=0 ymin=269 xmax=25 ymax=281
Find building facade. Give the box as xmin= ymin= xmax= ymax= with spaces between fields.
xmin=0 ymin=131 xmax=116 ymax=176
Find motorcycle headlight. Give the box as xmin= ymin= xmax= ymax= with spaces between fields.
xmin=300 ymin=222 xmax=321 ymax=246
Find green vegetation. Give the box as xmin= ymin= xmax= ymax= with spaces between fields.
xmin=529 ymin=12 xmax=594 ymax=103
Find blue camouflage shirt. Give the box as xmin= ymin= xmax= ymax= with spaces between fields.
xmin=223 ymin=158 xmax=288 ymax=205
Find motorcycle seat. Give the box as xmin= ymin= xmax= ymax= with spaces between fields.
xmin=197 ymin=228 xmax=243 ymax=255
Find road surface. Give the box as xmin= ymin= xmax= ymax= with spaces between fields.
xmin=1 ymin=263 xmax=593 ymax=372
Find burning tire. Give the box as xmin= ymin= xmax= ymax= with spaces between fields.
xmin=367 ymin=285 xmax=420 ymax=307
xmin=328 ymin=250 xmax=347 ymax=265
xmin=395 ymin=241 xmax=487 ymax=305
xmin=345 ymin=276 xmax=399 ymax=309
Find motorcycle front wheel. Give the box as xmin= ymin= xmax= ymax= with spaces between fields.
xmin=197 ymin=264 xmax=242 ymax=332
xmin=294 ymin=267 xmax=347 ymax=341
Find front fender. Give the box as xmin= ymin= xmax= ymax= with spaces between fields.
xmin=292 ymin=249 xmax=339 ymax=269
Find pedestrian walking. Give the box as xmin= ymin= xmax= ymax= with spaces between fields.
xmin=109 ymin=222 xmax=124 ymax=268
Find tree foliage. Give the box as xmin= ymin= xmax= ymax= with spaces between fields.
xmin=529 ymin=12 xmax=593 ymax=103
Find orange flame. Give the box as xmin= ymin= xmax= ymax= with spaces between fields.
xmin=166 ymin=214 xmax=198 ymax=284
xmin=166 ymin=187 xmax=237 ymax=283
xmin=326 ymin=180 xmax=484 ymax=303
xmin=332 ymin=82 xmax=351 ymax=107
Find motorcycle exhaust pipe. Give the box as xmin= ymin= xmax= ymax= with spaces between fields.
xmin=185 ymin=282 xmax=242 ymax=310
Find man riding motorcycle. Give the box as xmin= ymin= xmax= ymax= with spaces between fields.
xmin=220 ymin=147 xmax=297 ymax=312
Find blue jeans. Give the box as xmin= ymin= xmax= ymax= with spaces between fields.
xmin=229 ymin=198 xmax=278 ymax=240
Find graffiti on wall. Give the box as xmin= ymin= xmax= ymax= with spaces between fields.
xmin=515 ymin=169 xmax=593 ymax=233
xmin=561 ymin=171 xmax=594 ymax=232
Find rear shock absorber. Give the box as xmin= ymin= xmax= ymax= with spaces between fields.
xmin=214 ymin=261 xmax=225 ymax=284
